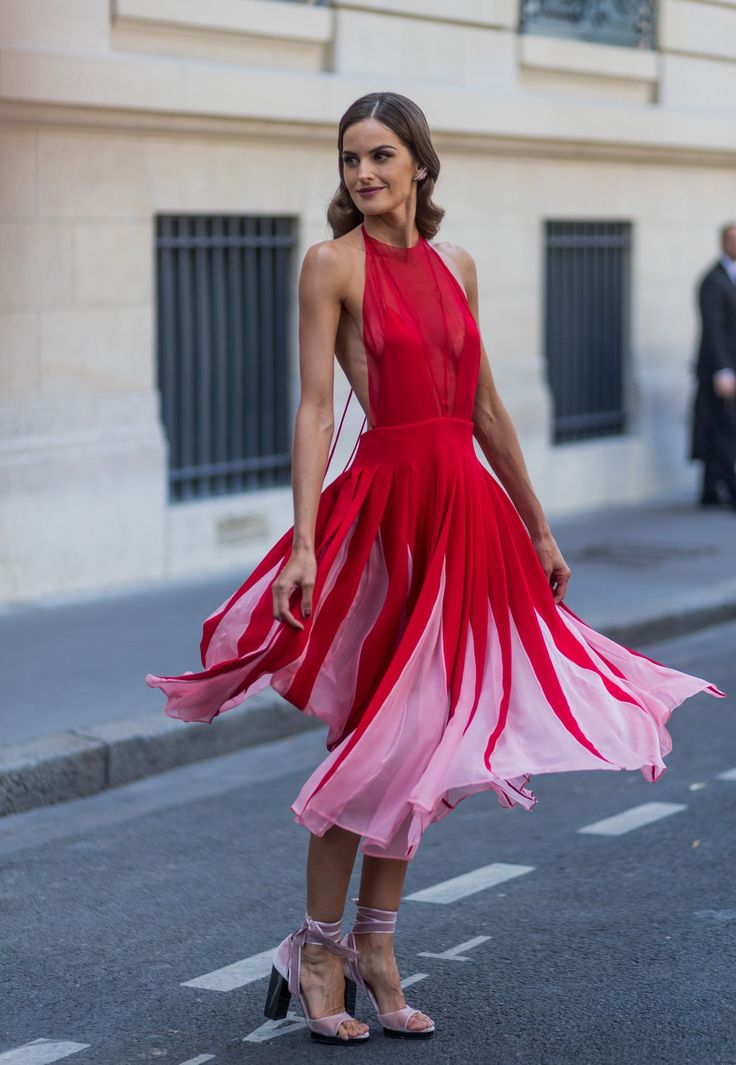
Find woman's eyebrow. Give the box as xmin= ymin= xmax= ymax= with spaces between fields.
xmin=342 ymin=144 xmax=396 ymax=155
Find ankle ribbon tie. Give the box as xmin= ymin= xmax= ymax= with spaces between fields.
xmin=351 ymin=898 xmax=399 ymax=935
xmin=288 ymin=913 xmax=358 ymax=997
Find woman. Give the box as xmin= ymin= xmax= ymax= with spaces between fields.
xmin=146 ymin=92 xmax=724 ymax=1045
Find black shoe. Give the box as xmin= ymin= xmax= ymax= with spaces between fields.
xmin=699 ymin=479 xmax=736 ymax=509
xmin=699 ymin=494 xmax=736 ymax=511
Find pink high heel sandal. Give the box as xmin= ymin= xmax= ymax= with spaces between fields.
xmin=264 ymin=913 xmax=370 ymax=1045
xmin=341 ymin=901 xmax=436 ymax=1039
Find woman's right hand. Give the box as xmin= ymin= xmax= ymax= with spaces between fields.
xmin=271 ymin=548 xmax=317 ymax=630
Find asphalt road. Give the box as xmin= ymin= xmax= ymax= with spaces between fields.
xmin=1 ymin=621 xmax=734 ymax=1065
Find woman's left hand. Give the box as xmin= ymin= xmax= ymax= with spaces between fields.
xmin=531 ymin=530 xmax=572 ymax=604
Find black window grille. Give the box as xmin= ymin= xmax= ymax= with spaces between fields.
xmin=519 ymin=0 xmax=656 ymax=49
xmin=156 ymin=215 xmax=296 ymax=501
xmin=543 ymin=220 xmax=631 ymax=445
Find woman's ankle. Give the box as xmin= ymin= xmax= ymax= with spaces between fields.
xmin=301 ymin=941 xmax=335 ymax=958
xmin=353 ymin=930 xmax=395 ymax=952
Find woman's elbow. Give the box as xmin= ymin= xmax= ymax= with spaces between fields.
xmin=296 ymin=399 xmax=335 ymax=437
xmin=472 ymin=396 xmax=501 ymax=436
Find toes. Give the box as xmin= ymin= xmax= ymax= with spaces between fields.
xmin=339 ymin=1020 xmax=367 ymax=1040
xmin=408 ymin=1011 xmax=433 ymax=1030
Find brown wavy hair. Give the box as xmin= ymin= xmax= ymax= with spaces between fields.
xmin=326 ymin=92 xmax=445 ymax=241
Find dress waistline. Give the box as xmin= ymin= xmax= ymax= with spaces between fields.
xmin=349 ymin=416 xmax=475 ymax=470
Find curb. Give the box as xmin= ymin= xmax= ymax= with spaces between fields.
xmin=3 ymin=599 xmax=735 ymax=819
xmin=582 ymin=585 xmax=736 ymax=650
xmin=0 ymin=692 xmax=321 ymax=818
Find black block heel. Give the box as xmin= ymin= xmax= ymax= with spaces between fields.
xmin=344 ymin=976 xmax=357 ymax=1014
xmin=264 ymin=964 xmax=291 ymax=1020
xmin=265 ymin=917 xmax=371 ymax=1043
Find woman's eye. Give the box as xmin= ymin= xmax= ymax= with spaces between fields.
xmin=343 ymin=153 xmax=390 ymax=164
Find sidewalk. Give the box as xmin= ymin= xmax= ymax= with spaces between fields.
xmin=2 ymin=490 xmax=734 ymax=816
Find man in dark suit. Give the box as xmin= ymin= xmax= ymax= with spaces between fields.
xmin=691 ymin=222 xmax=736 ymax=508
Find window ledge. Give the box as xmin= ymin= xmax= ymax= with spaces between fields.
xmin=113 ymin=0 xmax=332 ymax=45
xmin=519 ymin=33 xmax=659 ymax=83
xmin=332 ymin=0 xmax=517 ymax=29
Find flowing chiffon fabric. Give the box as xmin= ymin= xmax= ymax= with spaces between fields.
xmin=146 ymin=223 xmax=725 ymax=860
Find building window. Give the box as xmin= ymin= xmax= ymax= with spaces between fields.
xmin=156 ymin=215 xmax=296 ymax=502
xmin=520 ymin=0 xmax=656 ymax=49
xmin=543 ymin=220 xmax=631 ymax=445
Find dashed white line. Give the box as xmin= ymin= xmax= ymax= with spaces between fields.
xmin=578 ymin=801 xmax=687 ymax=836
xmin=177 ymin=1056 xmax=215 ymax=1064
xmin=182 ymin=947 xmax=274 ymax=991
xmin=418 ymin=934 xmax=491 ymax=961
xmin=693 ymin=909 xmax=736 ymax=922
xmin=404 ymin=863 xmax=534 ymax=904
xmin=0 ymin=1041 xmax=90 ymax=1064
xmin=242 ymin=1015 xmax=307 ymax=1043
xmin=400 ymin=972 xmax=429 ymax=988
xmin=717 ymin=767 xmax=736 ymax=781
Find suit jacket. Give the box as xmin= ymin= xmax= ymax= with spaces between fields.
xmin=695 ymin=260 xmax=736 ymax=382
xmin=691 ymin=260 xmax=736 ymax=460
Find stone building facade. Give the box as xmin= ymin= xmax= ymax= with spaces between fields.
xmin=1 ymin=0 xmax=735 ymax=603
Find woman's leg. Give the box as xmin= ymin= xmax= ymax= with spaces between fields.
xmin=306 ymin=824 xmax=361 ymax=919
xmin=298 ymin=826 xmax=369 ymax=1040
xmin=354 ymin=855 xmax=434 ymax=1031
xmin=358 ymin=852 xmax=409 ymax=910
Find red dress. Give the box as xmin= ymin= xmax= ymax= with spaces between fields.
xmin=146 ymin=223 xmax=725 ymax=861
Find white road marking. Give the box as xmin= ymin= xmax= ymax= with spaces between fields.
xmin=0 ymin=1041 xmax=90 ymax=1064
xmin=177 ymin=1057 xmax=215 ymax=1064
xmin=400 ymin=973 xmax=429 ymax=988
xmin=182 ymin=948 xmax=274 ymax=991
xmin=717 ymin=767 xmax=736 ymax=781
xmin=242 ymin=1015 xmax=307 ymax=1043
xmin=418 ymin=934 xmax=491 ymax=961
xmin=183 ymin=946 xmax=433 ymax=997
xmin=404 ymin=863 xmax=534 ymax=904
xmin=578 ymin=801 xmax=687 ymax=836
xmin=693 ymin=909 xmax=736 ymax=922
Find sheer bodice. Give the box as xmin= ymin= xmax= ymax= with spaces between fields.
xmin=360 ymin=224 xmax=481 ymax=427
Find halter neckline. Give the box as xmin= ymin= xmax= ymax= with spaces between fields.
xmin=361 ymin=223 xmax=424 ymax=252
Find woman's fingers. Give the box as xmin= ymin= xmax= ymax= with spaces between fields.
xmin=272 ymin=579 xmax=304 ymax=630
xmin=272 ymin=569 xmax=317 ymax=630
xmin=281 ymin=605 xmax=304 ymax=630
xmin=300 ymin=580 xmax=314 ymax=618
xmin=551 ymin=565 xmax=572 ymax=604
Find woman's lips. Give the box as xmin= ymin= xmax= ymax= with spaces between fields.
xmin=357 ymin=187 xmax=385 ymax=197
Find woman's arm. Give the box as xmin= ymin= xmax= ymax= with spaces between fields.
xmin=272 ymin=241 xmax=345 ymax=629
xmin=450 ymin=244 xmax=572 ymax=603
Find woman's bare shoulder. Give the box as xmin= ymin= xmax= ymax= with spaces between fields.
xmin=429 ymin=238 xmax=477 ymax=299
xmin=430 ymin=238 xmax=476 ymax=272
xmin=301 ymin=230 xmax=363 ymax=292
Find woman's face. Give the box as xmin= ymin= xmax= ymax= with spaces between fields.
xmin=340 ymin=118 xmax=421 ymax=216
